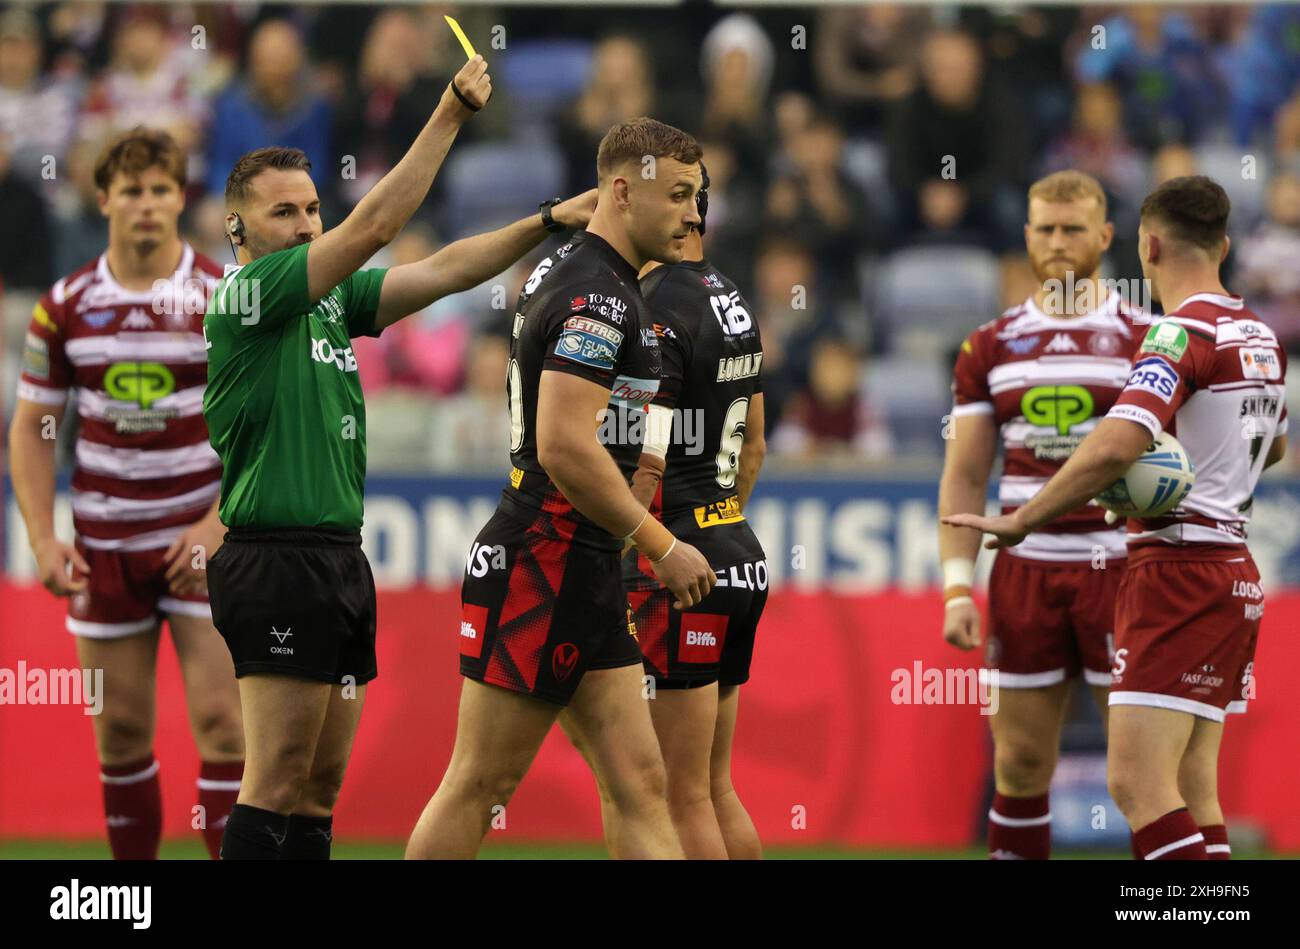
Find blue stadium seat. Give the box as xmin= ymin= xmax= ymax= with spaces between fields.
xmin=1193 ymin=141 xmax=1271 ymax=230
xmin=862 ymin=355 xmax=951 ymax=458
xmin=497 ymin=40 xmax=593 ymax=129
xmin=439 ymin=140 xmax=566 ymax=238
xmin=872 ymin=245 xmax=1002 ymax=357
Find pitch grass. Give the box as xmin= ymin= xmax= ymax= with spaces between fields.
xmin=0 ymin=839 xmax=1142 ymax=860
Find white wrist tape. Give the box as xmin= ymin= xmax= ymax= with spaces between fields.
xmin=942 ymin=558 xmax=975 ymax=589
xmin=944 ymin=595 xmax=974 ymax=610
xmin=652 ymin=539 xmax=677 ymax=564
xmin=641 ymin=404 xmax=673 ymax=460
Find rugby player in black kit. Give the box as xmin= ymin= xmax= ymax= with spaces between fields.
xmin=621 ymin=167 xmax=768 ymax=858
xmin=407 ymin=119 xmax=714 ymax=859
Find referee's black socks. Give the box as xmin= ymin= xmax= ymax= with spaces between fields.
xmin=219 ymin=804 xmax=290 ymax=860
xmin=281 ymin=813 xmax=334 ymax=860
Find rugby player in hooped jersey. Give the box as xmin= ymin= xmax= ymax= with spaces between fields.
xmin=939 ymin=171 xmax=1147 ymax=859
xmin=946 ymin=176 xmax=1288 ymax=860
xmin=407 ymin=119 xmax=715 ymax=860
xmin=8 ymin=128 xmax=241 ymax=860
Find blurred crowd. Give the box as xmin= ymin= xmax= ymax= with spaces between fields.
xmin=2 ymin=2 xmax=1300 ymax=470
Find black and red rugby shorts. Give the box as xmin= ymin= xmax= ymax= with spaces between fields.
xmin=459 ymin=499 xmax=641 ymax=706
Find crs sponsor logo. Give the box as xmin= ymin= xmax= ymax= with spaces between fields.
xmin=460 ymin=604 xmax=488 ymax=659
xmin=1124 ymin=357 xmax=1179 ymax=403
xmin=310 ymin=337 xmax=358 ymax=372
xmin=1240 ymin=347 xmax=1281 ymax=380
xmin=679 ymin=614 xmax=727 ymax=663
xmin=1005 ymin=335 xmax=1039 ymax=355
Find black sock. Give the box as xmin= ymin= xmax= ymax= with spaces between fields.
xmin=219 ymin=804 xmax=290 ymax=860
xmin=281 ymin=813 xmax=333 ymax=860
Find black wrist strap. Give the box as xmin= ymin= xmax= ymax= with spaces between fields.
xmin=540 ymin=198 xmax=565 ymax=233
xmin=449 ymin=81 xmax=480 ymax=112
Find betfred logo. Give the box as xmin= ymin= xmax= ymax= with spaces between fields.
xmin=679 ymin=614 xmax=728 ymax=664
xmin=460 ymin=604 xmax=488 ymax=659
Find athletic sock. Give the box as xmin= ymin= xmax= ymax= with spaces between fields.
xmin=987 ymin=792 xmax=1051 ymax=859
xmin=197 ymin=760 xmax=244 ymax=860
xmin=100 ymin=755 xmax=162 ymax=860
xmin=1133 ymin=807 xmax=1207 ymax=860
xmin=219 ymin=803 xmax=289 ymax=860
xmin=1201 ymin=823 xmax=1231 ymax=860
xmin=281 ymin=814 xmax=334 ymax=860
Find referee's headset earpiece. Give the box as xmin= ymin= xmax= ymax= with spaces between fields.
xmin=226 ymin=212 xmax=245 ymax=261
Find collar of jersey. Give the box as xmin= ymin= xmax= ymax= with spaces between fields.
xmin=576 ymin=230 xmax=642 ymax=286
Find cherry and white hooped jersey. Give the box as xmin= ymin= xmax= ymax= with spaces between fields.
xmin=17 ymin=246 xmax=224 ymax=551
xmin=1107 ymin=292 xmax=1288 ymax=556
xmin=952 ymin=294 xmax=1149 ymax=561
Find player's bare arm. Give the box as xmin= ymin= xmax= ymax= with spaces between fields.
xmin=304 ymin=56 xmax=492 ymax=302
xmin=937 ymin=412 xmax=998 ymax=648
xmin=944 ymin=416 xmax=1151 ymax=549
xmin=7 ymin=397 xmax=89 ymax=596
xmin=736 ymin=392 xmax=767 ymax=511
xmin=374 ymin=189 xmax=597 ymax=330
xmin=629 ymin=451 xmax=666 ymax=510
xmin=537 ymin=370 xmax=714 ymax=608
xmin=1265 ymin=434 xmax=1288 ymax=469
xmin=162 ymin=497 xmax=225 ymax=597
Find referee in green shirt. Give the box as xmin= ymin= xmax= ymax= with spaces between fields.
xmin=202 ymin=56 xmax=596 ymax=859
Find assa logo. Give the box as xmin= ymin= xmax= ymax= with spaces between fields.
xmin=679 ymin=615 xmax=727 ymax=663
xmin=1125 ymin=357 xmax=1180 ymax=403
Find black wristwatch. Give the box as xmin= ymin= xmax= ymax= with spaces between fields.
xmin=539 ymin=198 xmax=565 ymax=233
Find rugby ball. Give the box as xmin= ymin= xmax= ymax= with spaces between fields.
xmin=1095 ymin=431 xmax=1196 ymax=518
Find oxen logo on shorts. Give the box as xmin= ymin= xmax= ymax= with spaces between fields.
xmin=552 ymin=643 xmax=580 ymax=682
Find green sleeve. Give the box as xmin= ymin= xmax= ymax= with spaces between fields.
xmin=210 ymin=243 xmax=311 ymax=334
xmin=344 ymin=267 xmax=389 ymax=339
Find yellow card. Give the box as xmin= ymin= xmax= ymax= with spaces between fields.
xmin=444 ymin=15 xmax=477 ymax=59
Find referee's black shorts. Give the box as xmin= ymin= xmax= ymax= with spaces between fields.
xmin=207 ymin=527 xmax=377 ymax=685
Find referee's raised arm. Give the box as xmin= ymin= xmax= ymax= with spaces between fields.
xmin=304 ymin=56 xmax=492 ymax=301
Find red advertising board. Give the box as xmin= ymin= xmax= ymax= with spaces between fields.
xmin=2 ymin=581 xmax=1297 ymax=849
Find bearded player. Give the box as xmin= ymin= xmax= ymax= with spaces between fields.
xmin=600 ymin=165 xmax=767 ymax=859
xmin=947 ymin=175 xmax=1287 ymax=860
xmin=8 ymin=128 xmax=242 ymax=859
xmin=938 ymin=171 xmax=1147 ymax=859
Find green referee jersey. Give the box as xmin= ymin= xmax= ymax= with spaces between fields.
xmin=202 ymin=242 xmax=388 ymax=530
